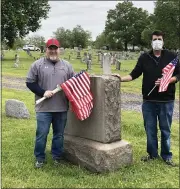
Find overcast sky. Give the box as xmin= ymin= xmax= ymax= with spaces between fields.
xmin=28 ymin=1 xmax=155 ymax=41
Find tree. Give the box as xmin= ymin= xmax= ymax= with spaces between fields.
xmin=153 ymin=0 xmax=180 ymax=49
xmin=94 ymin=32 xmax=107 ymax=49
xmin=1 ymin=0 xmax=50 ymax=48
xmin=26 ymin=35 xmax=46 ymax=48
xmin=141 ymin=14 xmax=156 ymax=48
xmin=53 ymin=27 xmax=73 ymax=48
xmin=53 ymin=25 xmax=91 ymax=48
xmin=72 ymin=25 xmax=91 ymax=48
xmin=105 ymin=1 xmax=150 ymax=51
xmin=12 ymin=38 xmax=26 ymax=50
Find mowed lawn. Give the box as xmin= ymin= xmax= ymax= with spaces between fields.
xmin=2 ymin=50 xmax=179 ymax=188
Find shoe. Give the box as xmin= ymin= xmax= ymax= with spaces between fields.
xmin=164 ymin=159 xmax=177 ymax=167
xmin=141 ymin=155 xmax=159 ymax=162
xmin=35 ymin=161 xmax=44 ymax=168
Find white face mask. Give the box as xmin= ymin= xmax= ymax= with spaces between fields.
xmin=152 ymin=40 xmax=163 ymax=50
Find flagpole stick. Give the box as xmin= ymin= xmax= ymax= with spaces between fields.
xmin=147 ymin=85 xmax=157 ymax=96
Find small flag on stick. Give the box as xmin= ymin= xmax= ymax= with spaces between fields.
xmin=159 ymin=57 xmax=178 ymax=92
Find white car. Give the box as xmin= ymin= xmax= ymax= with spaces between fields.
xmin=23 ymin=45 xmax=40 ymax=51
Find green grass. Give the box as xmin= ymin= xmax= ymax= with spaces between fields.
xmin=2 ymin=50 xmax=179 ymax=188
xmin=2 ymin=88 xmax=179 ymax=188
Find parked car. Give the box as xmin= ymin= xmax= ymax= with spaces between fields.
xmin=23 ymin=45 xmax=40 ymax=51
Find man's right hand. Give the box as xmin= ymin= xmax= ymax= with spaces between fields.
xmin=44 ymin=90 xmax=54 ymax=98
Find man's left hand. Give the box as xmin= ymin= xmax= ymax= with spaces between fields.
xmin=155 ymin=78 xmax=161 ymax=86
xmin=112 ymin=73 xmax=121 ymax=80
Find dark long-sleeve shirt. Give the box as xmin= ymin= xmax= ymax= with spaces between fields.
xmin=26 ymin=82 xmax=45 ymax=97
xmin=130 ymin=49 xmax=180 ymax=101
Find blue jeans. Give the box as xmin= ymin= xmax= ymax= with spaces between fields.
xmin=142 ymin=101 xmax=174 ymax=160
xmin=34 ymin=112 xmax=67 ymax=161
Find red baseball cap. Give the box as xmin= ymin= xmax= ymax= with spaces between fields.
xmin=46 ymin=38 xmax=60 ymax=48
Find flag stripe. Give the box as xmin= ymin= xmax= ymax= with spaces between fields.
xmin=159 ymin=57 xmax=178 ymax=92
xmin=60 ymin=70 xmax=93 ymax=120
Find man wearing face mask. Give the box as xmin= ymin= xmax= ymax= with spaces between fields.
xmin=113 ymin=30 xmax=180 ymax=166
xmin=26 ymin=38 xmax=74 ymax=168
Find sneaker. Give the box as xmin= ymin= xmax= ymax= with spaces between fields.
xmin=164 ymin=159 xmax=177 ymax=167
xmin=35 ymin=161 xmax=44 ymax=168
xmin=141 ymin=155 xmax=159 ymax=162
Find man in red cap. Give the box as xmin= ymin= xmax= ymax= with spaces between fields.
xmin=26 ymin=38 xmax=74 ymax=168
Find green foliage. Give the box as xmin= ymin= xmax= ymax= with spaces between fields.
xmin=25 ymin=35 xmax=46 ymax=48
xmin=72 ymin=25 xmax=92 ymax=48
xmin=1 ymin=0 xmax=50 ymax=48
xmin=105 ymin=2 xmax=150 ymax=51
xmin=154 ymin=0 xmax=180 ymax=49
xmin=94 ymin=32 xmax=107 ymax=49
xmin=53 ymin=27 xmax=73 ymax=48
xmin=53 ymin=25 xmax=92 ymax=48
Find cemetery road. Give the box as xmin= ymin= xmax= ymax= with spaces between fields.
xmin=2 ymin=75 xmax=179 ymax=120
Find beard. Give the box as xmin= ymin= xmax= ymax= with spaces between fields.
xmin=48 ymin=55 xmax=59 ymax=62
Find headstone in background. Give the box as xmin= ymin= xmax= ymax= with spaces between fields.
xmin=88 ymin=53 xmax=92 ymax=60
xmin=113 ymin=53 xmax=117 ymax=65
xmin=5 ymin=99 xmax=30 ymax=119
xmin=116 ymin=60 xmax=121 ymax=70
xmin=1 ymin=50 xmax=4 ymax=60
xmin=110 ymin=54 xmax=113 ymax=65
xmin=60 ymin=47 xmax=65 ymax=55
xmin=14 ymin=54 xmax=20 ymax=67
xmin=78 ymin=45 xmax=82 ymax=51
xmin=76 ymin=50 xmax=81 ymax=59
xmin=83 ymin=52 xmax=88 ymax=63
xmin=87 ymin=59 xmax=92 ymax=70
xmin=74 ymin=47 xmax=78 ymax=52
xmin=103 ymin=53 xmax=111 ymax=75
xmin=100 ymin=53 xmax=103 ymax=68
xmin=98 ymin=53 xmax=101 ymax=62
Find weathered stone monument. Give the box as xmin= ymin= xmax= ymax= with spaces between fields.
xmin=63 ymin=57 xmax=133 ymax=173
xmin=5 ymin=99 xmax=30 ymax=119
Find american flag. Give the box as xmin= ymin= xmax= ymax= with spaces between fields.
xmin=60 ymin=70 xmax=93 ymax=121
xmin=159 ymin=57 xmax=178 ymax=92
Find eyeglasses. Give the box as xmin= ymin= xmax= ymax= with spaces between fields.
xmin=152 ymin=38 xmax=163 ymax=41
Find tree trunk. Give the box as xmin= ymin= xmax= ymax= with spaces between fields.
xmin=124 ymin=41 xmax=128 ymax=51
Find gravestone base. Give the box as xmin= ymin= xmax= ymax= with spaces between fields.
xmin=64 ymin=134 xmax=133 ymax=173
